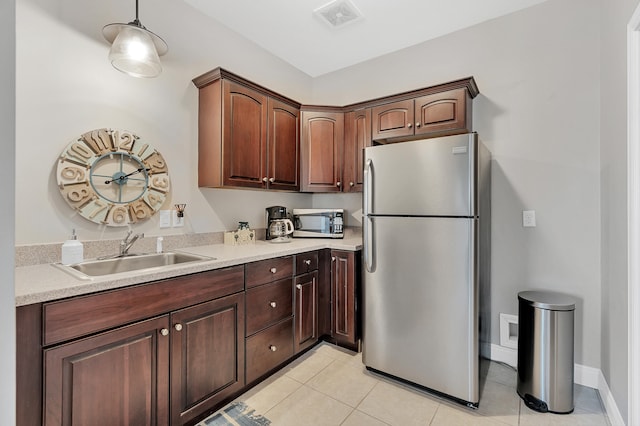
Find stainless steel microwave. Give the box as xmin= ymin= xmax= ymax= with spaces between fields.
xmin=292 ymin=208 xmax=344 ymax=239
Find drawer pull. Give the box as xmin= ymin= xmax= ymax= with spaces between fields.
xmin=331 ymin=256 xmax=336 ymax=262
xmin=160 ymin=328 xmax=169 ymax=336
xmin=270 ymin=301 xmax=277 ymax=308
xmin=270 ymin=267 xmax=277 ymax=274
xmin=174 ymin=323 xmax=183 ymax=331
xmin=296 ymin=284 xmax=302 ymax=290
xmin=269 ymin=345 xmax=277 ymax=352
xmin=304 ymin=259 xmax=311 ymax=265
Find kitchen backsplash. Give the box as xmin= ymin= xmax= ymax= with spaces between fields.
xmin=15 ymin=227 xmax=361 ymax=267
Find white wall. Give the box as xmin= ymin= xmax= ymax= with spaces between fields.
xmin=15 ymin=0 xmax=320 ymax=245
xmin=1 ymin=0 xmax=16 ymax=423
xmin=600 ymin=0 xmax=640 ymax=423
xmin=312 ymin=0 xmax=602 ymax=369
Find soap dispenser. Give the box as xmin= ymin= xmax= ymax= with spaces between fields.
xmin=61 ymin=229 xmax=84 ymax=265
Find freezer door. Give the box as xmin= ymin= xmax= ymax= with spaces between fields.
xmin=364 ymin=133 xmax=476 ymax=217
xmin=362 ymin=216 xmax=479 ymax=404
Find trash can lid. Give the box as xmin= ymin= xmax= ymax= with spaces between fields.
xmin=518 ymin=290 xmax=576 ymax=311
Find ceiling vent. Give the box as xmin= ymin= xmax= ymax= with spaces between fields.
xmin=314 ymin=0 xmax=363 ymax=28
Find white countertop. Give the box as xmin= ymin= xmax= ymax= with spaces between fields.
xmin=15 ymin=235 xmax=362 ymax=306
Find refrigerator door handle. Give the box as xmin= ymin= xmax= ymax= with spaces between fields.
xmin=364 ymin=159 xmax=375 ymax=273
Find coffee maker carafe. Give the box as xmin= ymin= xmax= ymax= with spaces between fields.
xmin=266 ymin=206 xmax=294 ymax=243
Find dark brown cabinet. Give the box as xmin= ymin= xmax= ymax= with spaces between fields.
xmin=194 ymin=68 xmax=300 ymax=191
xmin=343 ymin=108 xmax=371 ymax=192
xmin=300 ymin=108 xmax=344 ymax=192
xmin=294 ymin=251 xmax=320 ymax=353
xmin=170 ymin=293 xmax=245 ymax=425
xmin=22 ymin=266 xmax=245 ymax=426
xmin=331 ymin=250 xmax=360 ymax=350
xmin=372 ymin=88 xmax=473 ymax=142
xmin=244 ymin=256 xmax=295 ymax=384
xmin=44 ymin=315 xmax=171 ymax=426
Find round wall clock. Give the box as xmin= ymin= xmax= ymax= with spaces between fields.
xmin=56 ymin=128 xmax=171 ymax=226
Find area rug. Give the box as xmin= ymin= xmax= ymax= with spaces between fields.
xmin=199 ymin=401 xmax=271 ymax=426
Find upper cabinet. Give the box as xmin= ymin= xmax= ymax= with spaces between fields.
xmin=193 ymin=69 xmax=478 ymax=193
xmin=343 ymin=108 xmax=371 ymax=192
xmin=193 ymin=68 xmax=300 ymax=191
xmin=300 ymin=108 xmax=344 ymax=193
xmin=371 ymin=86 xmax=475 ymax=143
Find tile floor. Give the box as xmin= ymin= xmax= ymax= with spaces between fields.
xmin=200 ymin=342 xmax=610 ymax=426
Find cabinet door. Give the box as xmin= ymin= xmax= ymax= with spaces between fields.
xmin=170 ymin=293 xmax=245 ymax=425
xmin=343 ymin=109 xmax=371 ymax=192
xmin=294 ymin=271 xmax=318 ymax=353
xmin=331 ymin=250 xmax=358 ymax=349
xmin=300 ymin=110 xmax=344 ymax=192
xmin=44 ymin=316 xmax=170 ymax=426
xmin=268 ymin=99 xmax=300 ymax=191
xmin=414 ymin=88 xmax=470 ymax=137
xmin=371 ymin=99 xmax=414 ymax=141
xmin=222 ymin=80 xmax=267 ymax=188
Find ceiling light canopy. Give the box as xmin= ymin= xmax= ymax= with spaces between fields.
xmin=102 ymin=0 xmax=168 ymax=78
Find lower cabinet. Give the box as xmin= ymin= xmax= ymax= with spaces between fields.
xmin=331 ymin=250 xmax=360 ymax=350
xmin=43 ymin=315 xmax=171 ymax=426
xmin=17 ymin=251 xmax=361 ymax=425
xmin=170 ymin=293 xmax=245 ymax=425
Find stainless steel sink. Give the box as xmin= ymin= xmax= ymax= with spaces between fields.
xmin=54 ymin=252 xmax=214 ymax=279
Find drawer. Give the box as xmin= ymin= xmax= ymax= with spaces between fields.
xmin=245 ymin=278 xmax=293 ymax=336
xmin=245 ymin=318 xmax=293 ymax=384
xmin=295 ymin=251 xmax=318 ymax=275
xmin=245 ymin=256 xmax=293 ymax=289
xmin=43 ymin=266 xmax=245 ymax=346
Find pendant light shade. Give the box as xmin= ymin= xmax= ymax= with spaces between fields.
xmin=102 ymin=0 xmax=168 ymax=78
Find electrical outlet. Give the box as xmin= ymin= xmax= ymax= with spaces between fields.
xmin=523 ymin=210 xmax=536 ymax=227
xmin=172 ymin=210 xmax=184 ymax=227
xmin=159 ymin=210 xmax=171 ymax=228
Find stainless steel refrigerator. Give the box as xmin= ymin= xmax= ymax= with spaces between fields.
xmin=362 ymin=132 xmax=490 ymax=408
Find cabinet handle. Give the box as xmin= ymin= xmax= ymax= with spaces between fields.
xmin=336 ymin=181 xmax=341 ymax=187
xmin=262 ymin=177 xmax=268 ymax=183
xmin=174 ymin=323 xmax=183 ymax=331
xmin=269 ymin=177 xmax=275 ymax=183
xmin=296 ymin=284 xmax=302 ymax=290
xmin=304 ymin=259 xmax=311 ymax=265
xmin=270 ymin=301 xmax=277 ymax=308
xmin=332 ymin=256 xmax=336 ymax=262
xmin=269 ymin=345 xmax=277 ymax=352
xmin=160 ymin=328 xmax=169 ymax=336
xmin=407 ymin=123 xmax=413 ymax=128
xmin=415 ymin=122 xmax=421 ymax=128
xmin=270 ymin=267 xmax=277 ymax=273
xmin=349 ymin=181 xmax=354 ymax=187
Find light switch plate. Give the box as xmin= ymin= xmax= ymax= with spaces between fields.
xmin=172 ymin=210 xmax=184 ymax=227
xmin=159 ymin=210 xmax=171 ymax=228
xmin=523 ymin=210 xmax=536 ymax=227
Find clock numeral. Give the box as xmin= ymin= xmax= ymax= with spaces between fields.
xmin=116 ymin=131 xmax=137 ymax=152
xmin=146 ymin=191 xmax=165 ymax=208
xmin=59 ymin=182 xmax=95 ymax=208
xmin=128 ymin=200 xmax=152 ymax=222
xmin=79 ymin=199 xmax=109 ymax=223
xmin=144 ymin=152 xmax=168 ymax=174
xmin=81 ymin=129 xmax=114 ymax=155
xmin=60 ymin=166 xmax=86 ymax=182
xmin=109 ymin=206 xmax=129 ymax=225
xmin=150 ymin=175 xmax=170 ymax=192
xmin=66 ymin=142 xmax=94 ymax=165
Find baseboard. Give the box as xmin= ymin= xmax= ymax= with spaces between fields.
xmin=483 ymin=343 xmax=625 ymax=424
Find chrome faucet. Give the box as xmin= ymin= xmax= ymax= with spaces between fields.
xmin=119 ymin=230 xmax=144 ymax=256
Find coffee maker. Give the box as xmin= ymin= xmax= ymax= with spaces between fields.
xmin=265 ymin=206 xmax=294 ymax=243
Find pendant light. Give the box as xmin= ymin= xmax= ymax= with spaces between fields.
xmin=102 ymin=0 xmax=168 ymax=78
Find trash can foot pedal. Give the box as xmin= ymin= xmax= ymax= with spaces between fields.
xmin=523 ymin=393 xmax=548 ymax=413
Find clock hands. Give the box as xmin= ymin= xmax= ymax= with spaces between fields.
xmin=104 ymin=168 xmax=151 ymax=184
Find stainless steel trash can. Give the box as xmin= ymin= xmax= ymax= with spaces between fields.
xmin=517 ymin=290 xmax=576 ymax=414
